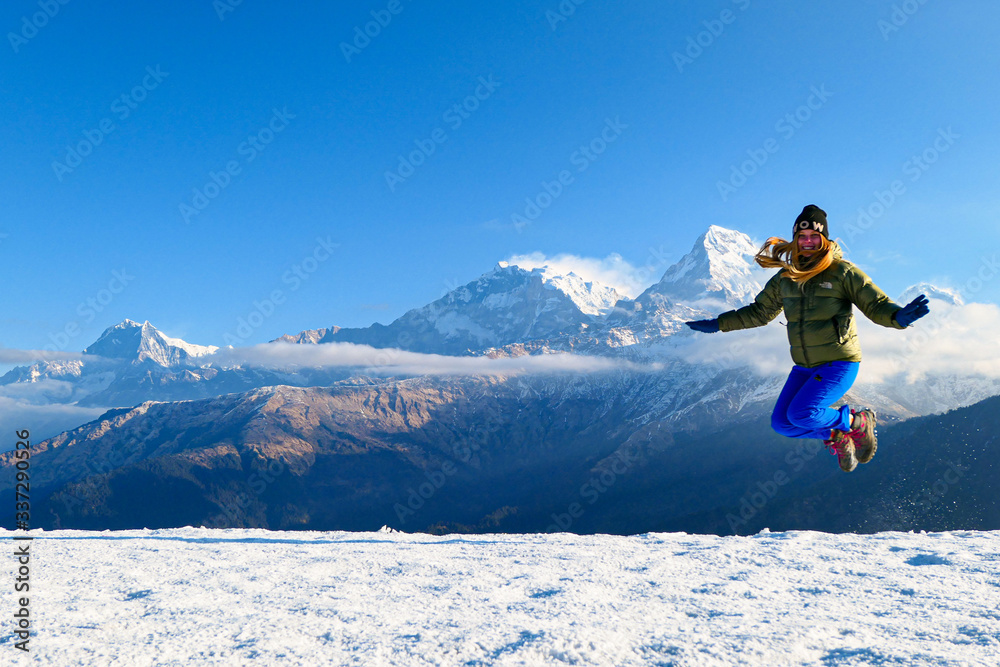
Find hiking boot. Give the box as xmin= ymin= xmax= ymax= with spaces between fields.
xmin=848 ymin=408 xmax=878 ymax=464
xmin=824 ymin=429 xmax=857 ymax=473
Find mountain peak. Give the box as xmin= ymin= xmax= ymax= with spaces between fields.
xmin=898 ymin=283 xmax=965 ymax=306
xmin=700 ymin=225 xmax=758 ymax=254
xmin=504 ymin=262 xmax=622 ymax=317
xmin=84 ymin=320 xmax=218 ymax=366
xmin=651 ymin=226 xmax=763 ymax=307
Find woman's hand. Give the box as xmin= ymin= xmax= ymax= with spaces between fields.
xmin=686 ymin=319 xmax=720 ymax=333
xmin=894 ymin=294 xmax=930 ymax=327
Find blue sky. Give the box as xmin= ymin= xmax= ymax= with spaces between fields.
xmin=3 ymin=0 xmax=999 ymax=352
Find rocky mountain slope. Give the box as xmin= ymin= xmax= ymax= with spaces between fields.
xmin=3 ymin=374 xmax=996 ymax=534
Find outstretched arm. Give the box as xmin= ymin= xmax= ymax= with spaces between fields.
xmin=714 ymin=272 xmax=784 ymax=332
xmin=844 ymin=266 xmax=906 ymax=329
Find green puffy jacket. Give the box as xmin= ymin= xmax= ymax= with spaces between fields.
xmin=717 ymin=245 xmax=904 ymax=368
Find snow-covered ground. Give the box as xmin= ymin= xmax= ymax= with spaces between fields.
xmin=2 ymin=528 xmax=998 ymax=666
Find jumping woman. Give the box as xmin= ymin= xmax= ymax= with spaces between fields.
xmin=685 ymin=205 xmax=930 ymax=472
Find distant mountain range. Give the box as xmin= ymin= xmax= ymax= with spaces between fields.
xmin=2 ymin=225 xmax=997 ymax=533
xmin=3 ymin=225 xmax=991 ymax=416
xmin=2 ymin=375 xmax=997 ymax=535
xmin=287 ymin=225 xmax=765 ymax=351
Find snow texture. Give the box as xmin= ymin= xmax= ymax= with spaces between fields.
xmin=3 ymin=528 xmax=998 ymax=665
xmin=520 ymin=264 xmax=623 ymax=317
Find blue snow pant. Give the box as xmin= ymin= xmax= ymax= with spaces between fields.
xmin=771 ymin=361 xmax=858 ymax=440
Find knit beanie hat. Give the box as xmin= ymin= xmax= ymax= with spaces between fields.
xmin=793 ymin=204 xmax=828 ymax=239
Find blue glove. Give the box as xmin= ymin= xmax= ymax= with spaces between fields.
xmin=894 ymin=294 xmax=929 ymax=328
xmin=686 ymin=319 xmax=720 ymax=334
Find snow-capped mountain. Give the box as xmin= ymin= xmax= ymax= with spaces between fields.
xmin=0 ymin=320 xmax=337 ymax=409
xmin=312 ymin=262 xmax=623 ymax=355
xmin=652 ymin=225 xmax=764 ymax=307
xmin=501 ymin=261 xmax=623 ymax=317
xmin=284 ymin=226 xmax=764 ymax=352
xmin=83 ymin=319 xmax=218 ymax=366
xmin=600 ymin=226 xmax=764 ymax=342
xmin=1 ymin=320 xmax=214 ymax=388
xmin=3 ymin=225 xmax=997 ymax=448
xmin=898 ymin=283 xmax=965 ymax=306
xmin=271 ymin=326 xmax=339 ymax=345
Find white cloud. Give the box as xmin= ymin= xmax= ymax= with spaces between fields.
xmin=0 ymin=350 xmax=89 ymax=363
xmin=856 ymin=300 xmax=1000 ymax=383
xmin=209 ymin=342 xmax=663 ymax=377
xmin=664 ymin=294 xmax=1000 ymax=385
xmin=661 ymin=322 xmax=790 ymax=378
xmin=0 ymin=378 xmax=80 ymax=404
xmin=0 ymin=399 xmax=108 ymax=450
xmin=503 ymin=252 xmax=669 ymax=298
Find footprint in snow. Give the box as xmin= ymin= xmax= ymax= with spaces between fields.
xmin=906 ymin=553 xmax=951 ymax=566
xmin=123 ymin=589 xmax=154 ymax=601
xmin=528 ymin=588 xmax=561 ymax=599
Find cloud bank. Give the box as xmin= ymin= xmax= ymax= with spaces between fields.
xmin=209 ymin=342 xmax=663 ymax=377
xmin=0 ymin=395 xmax=108 ymax=451
xmin=666 ymin=294 xmax=1000 ymax=384
xmin=0 ymin=350 xmax=90 ymax=364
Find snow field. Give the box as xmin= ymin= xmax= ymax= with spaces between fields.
xmin=2 ymin=528 xmax=998 ymax=666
